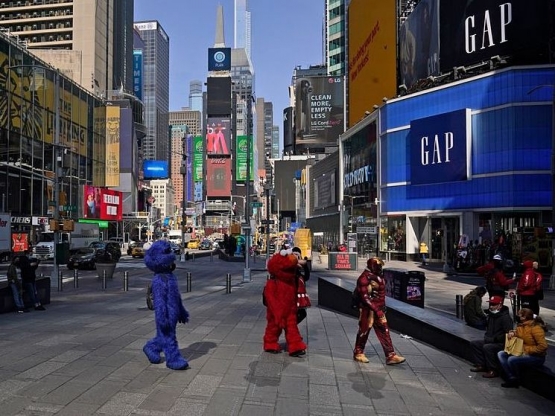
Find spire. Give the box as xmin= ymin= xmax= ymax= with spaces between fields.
xmin=214 ymin=4 xmax=225 ymax=47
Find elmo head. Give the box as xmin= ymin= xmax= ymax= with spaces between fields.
xmin=267 ymin=249 xmax=298 ymax=282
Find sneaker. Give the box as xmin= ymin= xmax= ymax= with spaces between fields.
xmin=354 ymin=353 xmax=370 ymax=363
xmin=482 ymin=371 xmax=498 ymax=378
xmin=34 ymin=305 xmax=46 ymax=311
xmin=17 ymin=309 xmax=24 ymax=314
xmin=386 ymin=353 xmax=406 ymax=365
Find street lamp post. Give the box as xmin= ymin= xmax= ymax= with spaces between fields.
xmin=243 ymin=95 xmax=255 ymax=283
xmin=180 ymin=132 xmax=188 ymax=260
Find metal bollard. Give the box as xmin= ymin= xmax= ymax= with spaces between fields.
xmin=102 ymin=269 xmax=107 ymax=290
xmin=455 ymin=294 xmax=464 ymax=319
xmin=73 ymin=269 xmax=78 ymax=289
xmin=123 ymin=271 xmax=129 ymax=292
xmin=193 ymin=252 xmax=195 ymax=262
xmin=186 ymin=272 xmax=192 ymax=293
xmin=210 ymin=252 xmax=213 ymax=262
xmin=58 ymin=270 xmax=63 ymax=292
xmin=226 ymin=273 xmax=231 ymax=294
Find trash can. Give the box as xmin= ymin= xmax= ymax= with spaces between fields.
xmin=55 ymin=242 xmax=70 ymax=265
xmin=383 ymin=268 xmax=425 ymax=308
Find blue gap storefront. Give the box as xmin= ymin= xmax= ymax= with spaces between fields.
xmin=379 ymin=66 xmax=554 ymax=269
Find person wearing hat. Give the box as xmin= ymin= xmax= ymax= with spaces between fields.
xmin=469 ymin=295 xmax=514 ymax=378
xmin=478 ymin=254 xmax=517 ymax=297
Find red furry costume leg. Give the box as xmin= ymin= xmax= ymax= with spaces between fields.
xmin=263 ymin=251 xmax=307 ymax=355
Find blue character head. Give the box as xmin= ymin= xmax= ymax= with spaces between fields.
xmin=144 ymin=240 xmax=176 ymax=273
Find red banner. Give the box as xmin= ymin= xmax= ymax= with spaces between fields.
xmin=84 ymin=185 xmax=123 ymax=221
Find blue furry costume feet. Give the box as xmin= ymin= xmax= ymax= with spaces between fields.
xmin=143 ymin=240 xmax=190 ymax=370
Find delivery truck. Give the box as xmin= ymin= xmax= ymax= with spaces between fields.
xmin=33 ymin=222 xmax=100 ymax=260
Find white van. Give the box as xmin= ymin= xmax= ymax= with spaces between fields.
xmin=168 ymin=230 xmax=182 ymax=245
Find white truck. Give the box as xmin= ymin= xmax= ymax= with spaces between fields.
xmin=167 ymin=229 xmax=183 ymax=246
xmin=0 ymin=214 xmax=11 ymax=262
xmin=33 ymin=222 xmax=100 ymax=260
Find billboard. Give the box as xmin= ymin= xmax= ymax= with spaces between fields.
xmin=206 ymin=117 xmax=231 ymax=155
xmin=283 ymin=107 xmax=294 ymax=154
xmin=143 ymin=160 xmax=169 ymax=179
xmin=410 ymin=109 xmax=471 ymax=185
xmin=348 ymin=0 xmax=397 ymax=127
xmin=208 ymin=47 xmax=231 ymax=71
xmin=206 ymin=158 xmax=231 ymax=197
xmin=399 ymin=0 xmax=440 ymax=89
xmin=206 ymin=77 xmax=232 ymax=115
xmin=439 ymin=0 xmax=551 ymax=71
xmin=192 ymin=136 xmax=204 ymax=182
xmin=235 ymin=135 xmax=254 ymax=182
xmin=83 ymin=185 xmax=123 ymax=221
xmin=294 ymin=76 xmax=344 ymax=148
xmin=343 ymin=120 xmax=378 ymax=199
xmin=105 ymin=106 xmax=120 ymax=187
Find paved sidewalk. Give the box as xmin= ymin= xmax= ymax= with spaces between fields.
xmin=0 ymin=256 xmax=553 ymax=415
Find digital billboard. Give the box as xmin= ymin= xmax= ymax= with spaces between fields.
xmin=206 ymin=158 xmax=231 ymax=197
xmin=439 ymin=0 xmax=551 ymax=71
xmin=235 ymin=135 xmax=254 ymax=182
xmin=206 ymin=77 xmax=232 ymax=115
xmin=347 ymin=0 xmax=397 ymax=127
xmin=294 ymin=76 xmax=344 ymax=149
xmin=105 ymin=106 xmax=120 ymax=187
xmin=206 ymin=118 xmax=231 ymax=155
xmin=283 ymin=107 xmax=294 ymax=154
xmin=192 ymin=136 xmax=204 ymax=182
xmin=208 ymin=47 xmax=231 ymax=71
xmin=133 ymin=50 xmax=143 ymax=101
xmin=143 ymin=160 xmax=169 ymax=179
xmin=83 ymin=185 xmax=123 ymax=221
xmin=399 ymin=0 xmax=440 ymax=89
xmin=343 ymin=120 xmax=378 ymax=199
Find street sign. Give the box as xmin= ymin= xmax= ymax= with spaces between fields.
xmin=251 ymin=202 xmax=263 ymax=207
xmin=357 ymin=226 xmax=377 ymax=234
xmin=261 ymin=219 xmax=275 ymax=225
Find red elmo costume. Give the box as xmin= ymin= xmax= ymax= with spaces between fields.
xmin=263 ymin=249 xmax=307 ymax=356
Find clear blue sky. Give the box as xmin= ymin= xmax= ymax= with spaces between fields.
xmin=134 ymin=0 xmax=324 ymax=132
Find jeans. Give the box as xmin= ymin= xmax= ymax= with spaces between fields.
xmin=9 ymin=282 xmax=25 ymax=309
xmin=23 ymin=282 xmax=39 ymax=306
xmin=497 ymin=351 xmax=545 ymax=380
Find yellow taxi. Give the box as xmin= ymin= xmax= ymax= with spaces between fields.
xmin=131 ymin=242 xmax=146 ymax=258
xmin=187 ymin=239 xmax=200 ymax=249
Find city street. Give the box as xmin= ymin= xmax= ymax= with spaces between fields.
xmin=0 ymin=253 xmax=554 ymax=415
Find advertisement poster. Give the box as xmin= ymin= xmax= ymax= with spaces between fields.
xmin=328 ymin=252 xmax=357 ymax=270
xmin=11 ymin=232 xmax=29 ymax=253
xmin=83 ymin=185 xmax=123 ymax=221
xmin=206 ymin=158 xmax=231 ymax=197
xmin=235 ymin=135 xmax=254 ymax=182
xmin=105 ymin=106 xmax=120 ymax=187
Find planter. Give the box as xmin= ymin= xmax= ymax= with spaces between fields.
xmin=96 ymin=262 xmax=117 ymax=279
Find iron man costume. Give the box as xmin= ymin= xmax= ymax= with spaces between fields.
xmin=353 ymin=257 xmax=405 ymax=365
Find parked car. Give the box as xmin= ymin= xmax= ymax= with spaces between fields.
xmin=66 ymin=247 xmax=98 ymax=270
xmin=169 ymin=242 xmax=181 ymax=254
xmin=213 ymin=238 xmax=224 ymax=249
xmin=199 ymin=239 xmax=212 ymax=250
xmin=88 ymin=241 xmax=122 ymax=262
xmin=131 ymin=242 xmax=146 ymax=258
xmin=187 ymin=239 xmax=200 ymax=249
xmin=126 ymin=241 xmax=138 ymax=256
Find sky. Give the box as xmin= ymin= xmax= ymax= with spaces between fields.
xmin=134 ymin=0 xmax=325 ymax=133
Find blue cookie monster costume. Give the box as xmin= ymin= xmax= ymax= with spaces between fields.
xmin=143 ymin=240 xmax=190 ymax=370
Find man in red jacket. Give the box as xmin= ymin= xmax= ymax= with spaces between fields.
xmin=517 ymin=260 xmax=538 ymax=314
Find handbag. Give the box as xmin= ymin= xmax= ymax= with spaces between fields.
xmin=504 ymin=334 xmax=524 ymax=356
xmin=146 ymin=283 xmax=154 ymax=311
xmin=297 ymin=277 xmax=311 ymax=309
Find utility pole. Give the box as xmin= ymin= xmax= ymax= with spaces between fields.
xmin=243 ymin=95 xmax=254 ymax=282
xmin=180 ymin=131 xmax=188 ymax=259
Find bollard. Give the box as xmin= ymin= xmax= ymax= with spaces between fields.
xmin=186 ymin=272 xmax=192 ymax=293
xmin=455 ymin=294 xmax=464 ymax=319
xmin=102 ymin=269 xmax=107 ymax=290
xmin=123 ymin=271 xmax=129 ymax=292
xmin=73 ymin=269 xmax=78 ymax=289
xmin=193 ymin=252 xmax=195 ymax=262
xmin=226 ymin=273 xmax=231 ymax=294
xmin=210 ymin=251 xmax=213 ymax=262
xmin=39 ymin=272 xmax=44 ymax=279
xmin=58 ymin=270 xmax=63 ymax=292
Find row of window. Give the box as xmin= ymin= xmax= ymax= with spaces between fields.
xmin=0 ymin=8 xmax=72 ymax=19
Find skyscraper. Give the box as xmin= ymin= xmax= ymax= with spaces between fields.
xmin=326 ymin=0 xmax=347 ymax=75
xmin=234 ymin=0 xmax=251 ymax=60
xmin=0 ymin=0 xmax=134 ymax=95
xmin=134 ymin=21 xmax=170 ymax=164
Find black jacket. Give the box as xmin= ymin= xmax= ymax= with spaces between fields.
xmin=484 ymin=306 xmax=513 ymax=344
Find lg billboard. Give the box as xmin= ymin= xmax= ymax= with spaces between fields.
xmin=294 ymin=76 xmax=344 ymax=149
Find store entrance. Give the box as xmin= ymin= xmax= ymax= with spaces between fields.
xmin=431 ymin=217 xmax=459 ymax=263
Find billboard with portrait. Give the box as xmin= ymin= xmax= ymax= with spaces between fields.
xmin=143 ymin=160 xmax=169 ymax=179
xmin=206 ymin=158 xmax=231 ymax=197
xmin=294 ymin=76 xmax=344 ymax=148
xmin=347 ymin=0 xmax=397 ymax=127
xmin=83 ymin=185 xmax=123 ymax=221
xmin=206 ymin=117 xmax=231 ymax=155
xmin=399 ymin=0 xmax=440 ymax=89
xmin=439 ymin=0 xmax=551 ymax=71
